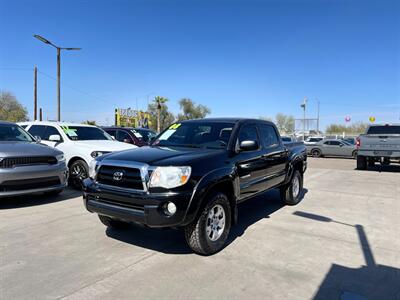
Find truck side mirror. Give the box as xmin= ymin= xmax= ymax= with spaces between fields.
xmin=239 ymin=140 xmax=258 ymax=151
xmin=49 ymin=134 xmax=61 ymax=142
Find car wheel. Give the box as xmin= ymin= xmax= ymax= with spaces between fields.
xmin=184 ymin=192 xmax=231 ymax=255
xmin=311 ymin=149 xmax=321 ymax=158
xmin=280 ymin=170 xmax=303 ymax=205
xmin=69 ymin=160 xmax=89 ymax=190
xmin=352 ymin=150 xmax=358 ymax=159
xmin=98 ymin=215 xmax=130 ymax=229
xmin=356 ymin=156 xmax=367 ymax=170
xmin=368 ymin=158 xmax=375 ymax=167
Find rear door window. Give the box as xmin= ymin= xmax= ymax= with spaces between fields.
xmin=367 ymin=126 xmax=400 ymax=135
xmin=259 ymin=124 xmax=280 ymax=148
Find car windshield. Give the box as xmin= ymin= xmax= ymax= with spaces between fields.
xmin=0 ymin=124 xmax=34 ymax=142
xmin=152 ymin=122 xmax=234 ymax=149
xmin=367 ymin=125 xmax=400 ymax=135
xmin=62 ymin=126 xmax=112 ymax=141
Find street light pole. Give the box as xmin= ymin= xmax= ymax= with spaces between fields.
xmin=57 ymin=47 xmax=61 ymax=121
xmin=33 ymin=35 xmax=81 ymax=121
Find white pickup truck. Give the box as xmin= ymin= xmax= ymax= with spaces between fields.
xmin=19 ymin=121 xmax=136 ymax=188
xmin=356 ymin=124 xmax=400 ymax=169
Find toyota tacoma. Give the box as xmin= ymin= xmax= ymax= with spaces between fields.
xmin=83 ymin=118 xmax=307 ymax=255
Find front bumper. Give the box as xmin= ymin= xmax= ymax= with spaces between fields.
xmin=82 ymin=178 xmax=193 ymax=227
xmin=0 ymin=163 xmax=68 ymax=198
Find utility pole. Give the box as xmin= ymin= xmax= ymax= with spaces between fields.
xmin=34 ymin=66 xmax=37 ymax=121
xmin=317 ymin=98 xmax=320 ymax=134
xmin=39 ymin=108 xmax=43 ymax=121
xmin=33 ymin=35 xmax=81 ymax=121
xmin=300 ymin=97 xmax=308 ymax=141
xmin=57 ymin=48 xmax=61 ymax=121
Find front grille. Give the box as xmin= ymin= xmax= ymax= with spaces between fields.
xmin=0 ymin=176 xmax=61 ymax=192
xmin=0 ymin=156 xmax=57 ymax=168
xmin=96 ymin=165 xmax=144 ymax=190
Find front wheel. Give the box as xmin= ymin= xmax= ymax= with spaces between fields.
xmin=69 ymin=160 xmax=89 ymax=190
xmin=184 ymin=192 xmax=231 ymax=255
xmin=280 ymin=170 xmax=303 ymax=205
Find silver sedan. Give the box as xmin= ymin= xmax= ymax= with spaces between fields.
xmin=307 ymin=139 xmax=358 ymax=158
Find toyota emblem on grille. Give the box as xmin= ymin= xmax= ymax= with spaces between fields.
xmin=113 ymin=171 xmax=124 ymax=181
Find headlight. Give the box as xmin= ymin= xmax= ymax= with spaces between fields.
xmin=89 ymin=160 xmax=98 ymax=178
xmin=91 ymin=151 xmax=110 ymax=158
xmin=149 ymin=166 xmax=191 ymax=189
xmin=56 ymin=154 xmax=66 ymax=163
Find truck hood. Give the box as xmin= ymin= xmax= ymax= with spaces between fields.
xmin=99 ymin=146 xmax=226 ymax=166
xmin=72 ymin=140 xmax=136 ymax=151
xmin=0 ymin=142 xmax=63 ymax=157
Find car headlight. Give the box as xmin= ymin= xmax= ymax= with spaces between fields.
xmin=149 ymin=166 xmax=191 ymax=189
xmin=89 ymin=159 xmax=98 ymax=178
xmin=91 ymin=151 xmax=110 ymax=158
xmin=56 ymin=154 xmax=66 ymax=163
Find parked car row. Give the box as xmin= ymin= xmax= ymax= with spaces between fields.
xmin=0 ymin=121 xmax=157 ymax=198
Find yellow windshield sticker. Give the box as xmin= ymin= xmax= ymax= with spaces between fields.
xmin=169 ymin=123 xmax=181 ymax=130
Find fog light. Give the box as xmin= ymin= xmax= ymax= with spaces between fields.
xmin=165 ymin=202 xmax=177 ymax=216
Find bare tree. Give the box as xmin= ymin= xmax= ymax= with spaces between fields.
xmin=0 ymin=91 xmax=28 ymax=122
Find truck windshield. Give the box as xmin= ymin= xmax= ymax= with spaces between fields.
xmin=153 ymin=122 xmax=234 ymax=149
xmin=0 ymin=124 xmax=34 ymax=142
xmin=367 ymin=125 xmax=400 ymax=135
xmin=63 ymin=126 xmax=112 ymax=141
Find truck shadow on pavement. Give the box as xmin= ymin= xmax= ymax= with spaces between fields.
xmin=293 ymin=211 xmax=400 ymax=300
xmin=106 ymin=188 xmax=308 ymax=255
xmin=0 ymin=188 xmax=81 ymax=209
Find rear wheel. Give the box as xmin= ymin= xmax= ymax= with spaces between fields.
xmin=98 ymin=215 xmax=130 ymax=229
xmin=69 ymin=160 xmax=88 ymax=190
xmin=311 ymin=149 xmax=321 ymax=158
xmin=356 ymin=156 xmax=367 ymax=170
xmin=368 ymin=158 xmax=375 ymax=167
xmin=184 ymin=192 xmax=231 ymax=255
xmin=352 ymin=150 xmax=358 ymax=159
xmin=280 ymin=170 xmax=303 ymax=205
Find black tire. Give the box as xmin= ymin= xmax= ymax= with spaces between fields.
xmin=44 ymin=189 xmax=63 ymax=196
xmin=98 ymin=215 xmax=130 ymax=229
xmin=184 ymin=192 xmax=231 ymax=255
xmin=356 ymin=156 xmax=367 ymax=170
xmin=311 ymin=149 xmax=321 ymax=158
xmin=280 ymin=170 xmax=303 ymax=205
xmin=352 ymin=150 xmax=358 ymax=159
xmin=368 ymin=158 xmax=375 ymax=167
xmin=69 ymin=159 xmax=89 ymax=190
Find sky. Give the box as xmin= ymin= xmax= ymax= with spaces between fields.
xmin=0 ymin=0 xmax=399 ymax=130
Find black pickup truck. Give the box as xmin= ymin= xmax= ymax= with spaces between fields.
xmin=83 ymin=118 xmax=307 ymax=255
